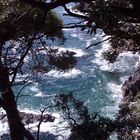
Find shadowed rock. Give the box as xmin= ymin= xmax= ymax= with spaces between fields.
xmin=0 ymin=111 xmax=55 ymax=125
xmin=122 ymin=67 xmax=140 ymax=102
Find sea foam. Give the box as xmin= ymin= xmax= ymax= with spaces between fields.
xmin=46 ymin=68 xmax=82 ymax=78
xmin=0 ymin=108 xmax=70 ymax=140
xmin=94 ymin=43 xmax=140 ymax=73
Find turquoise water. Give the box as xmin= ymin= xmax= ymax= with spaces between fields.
xmin=12 ymin=6 xmax=122 ymax=118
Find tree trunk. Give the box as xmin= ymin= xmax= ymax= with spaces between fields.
xmin=0 ymin=67 xmax=35 ymax=140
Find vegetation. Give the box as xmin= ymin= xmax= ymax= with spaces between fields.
xmin=55 ymin=93 xmax=140 ymax=140
xmin=0 ymin=0 xmax=140 ymax=140
xmin=0 ymin=1 xmax=73 ymax=140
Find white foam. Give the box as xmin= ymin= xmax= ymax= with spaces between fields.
xmin=46 ymin=68 xmax=82 ymax=78
xmin=0 ymin=109 xmax=9 ymax=136
xmin=26 ymin=113 xmax=70 ymax=140
xmin=119 ymin=75 xmax=130 ymax=83
xmin=39 ymin=46 xmax=87 ymax=57
xmin=0 ymin=122 xmax=9 ymax=136
xmin=0 ymin=108 xmax=71 ymax=140
xmin=11 ymin=74 xmax=33 ymax=86
xmin=101 ymin=105 xmax=120 ymax=119
xmin=20 ymin=109 xmax=71 ymax=140
xmin=93 ymin=42 xmax=132 ymax=117
xmin=103 ymin=52 xmax=140 ymax=73
xmin=93 ymin=41 xmax=140 ymax=119
xmin=28 ymin=83 xmax=45 ymax=97
xmin=107 ymin=82 xmax=123 ymax=103
xmin=93 ymin=42 xmax=110 ymax=65
xmin=30 ymin=83 xmax=39 ymax=93
xmin=109 ymin=132 xmax=118 ymax=140
xmin=94 ymin=45 xmax=140 ymax=73
xmin=67 ymin=5 xmax=88 ymax=16
xmin=34 ymin=92 xmax=44 ymax=97
xmin=99 ymin=82 xmax=123 ymax=119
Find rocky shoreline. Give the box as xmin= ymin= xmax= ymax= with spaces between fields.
xmin=117 ymin=66 xmax=140 ymax=139
xmin=121 ymin=67 xmax=140 ymax=120
xmin=102 ymin=42 xmax=140 ymax=138
xmin=122 ymin=67 xmax=140 ymax=102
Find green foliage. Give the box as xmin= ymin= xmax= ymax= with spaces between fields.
xmin=48 ymin=50 xmax=77 ymax=71
xmin=0 ymin=0 xmax=63 ymax=42
xmin=75 ymin=0 xmax=140 ymax=62
xmin=43 ymin=11 xmax=63 ymax=38
xmin=55 ymin=92 xmax=90 ymax=125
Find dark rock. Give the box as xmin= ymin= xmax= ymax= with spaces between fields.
xmin=0 ymin=111 xmax=55 ymax=125
xmin=122 ymin=67 xmax=140 ymax=102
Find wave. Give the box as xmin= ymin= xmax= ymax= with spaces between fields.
xmin=29 ymin=83 xmax=45 ymax=97
xmin=94 ymin=43 xmax=140 ymax=73
xmin=101 ymin=105 xmax=120 ymax=119
xmin=107 ymin=82 xmax=123 ymax=103
xmin=45 ymin=68 xmax=83 ymax=78
xmin=102 ymin=52 xmax=140 ymax=73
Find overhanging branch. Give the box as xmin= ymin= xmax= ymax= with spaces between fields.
xmin=21 ymin=0 xmax=79 ymax=12
xmin=63 ymin=5 xmax=88 ymax=19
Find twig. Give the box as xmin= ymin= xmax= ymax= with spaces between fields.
xmin=63 ymin=24 xmax=86 ymax=29
xmin=63 ymin=5 xmax=88 ymax=19
xmin=85 ymin=37 xmax=111 ymax=50
xmin=15 ymin=82 xmax=32 ymax=103
xmin=36 ymin=105 xmax=56 ymax=140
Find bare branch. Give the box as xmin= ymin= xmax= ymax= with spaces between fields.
xmin=63 ymin=5 xmax=88 ymax=19
xmin=15 ymin=82 xmax=32 ymax=103
xmin=85 ymin=37 xmax=111 ymax=50
xmin=63 ymin=24 xmax=86 ymax=29
xmin=21 ymin=0 xmax=79 ymax=13
xmin=10 ymin=33 xmax=37 ymax=85
xmin=36 ymin=105 xmax=56 ymax=140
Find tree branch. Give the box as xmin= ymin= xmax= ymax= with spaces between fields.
xmin=37 ymin=105 xmax=56 ymax=140
xmin=85 ymin=37 xmax=111 ymax=50
xmin=63 ymin=5 xmax=88 ymax=19
xmin=10 ymin=35 xmax=36 ymax=85
xmin=21 ymin=0 xmax=79 ymax=12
